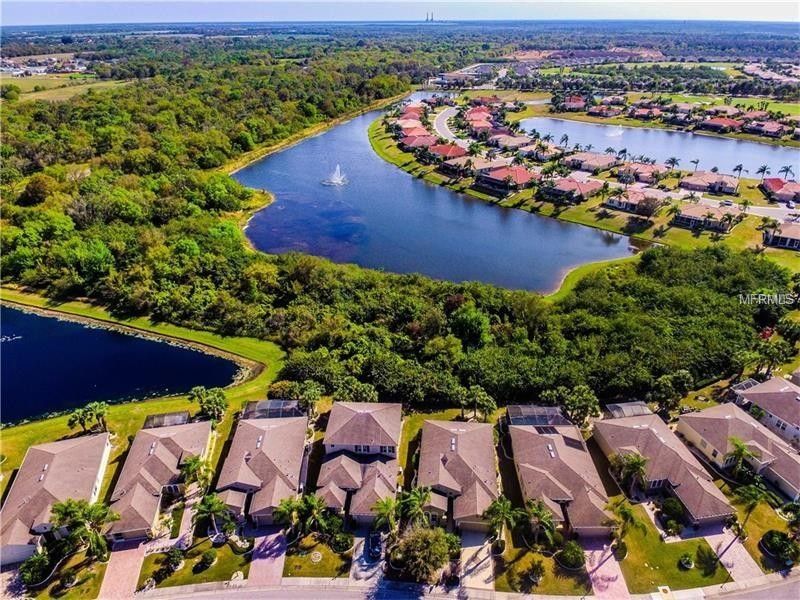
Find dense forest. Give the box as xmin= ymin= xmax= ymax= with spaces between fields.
xmin=1 ymin=29 xmax=797 ymax=415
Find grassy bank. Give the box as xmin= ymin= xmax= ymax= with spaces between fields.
xmin=0 ymin=286 xmax=284 ymax=500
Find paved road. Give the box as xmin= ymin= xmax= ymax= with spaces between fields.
xmin=432 ymin=107 xmax=469 ymax=148
xmin=708 ymin=577 xmax=800 ymax=599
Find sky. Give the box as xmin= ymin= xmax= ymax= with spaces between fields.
xmin=2 ymin=1 xmax=799 ymax=27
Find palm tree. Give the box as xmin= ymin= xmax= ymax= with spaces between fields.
xmin=301 ymin=494 xmax=330 ymax=535
xmin=605 ymin=498 xmax=646 ymax=547
xmin=733 ymin=163 xmax=744 ymax=179
xmin=467 ymin=142 xmax=481 ymax=156
xmin=483 ymin=496 xmax=524 ymax=545
xmin=273 ymin=496 xmax=302 ymax=534
xmin=690 ymin=158 xmax=700 ymax=172
xmin=756 ymin=164 xmax=771 ymax=181
xmin=610 ymin=452 xmax=648 ymax=498
xmin=372 ymin=497 xmax=399 ymax=539
xmin=779 ymin=165 xmax=795 ymax=180
xmin=525 ymin=499 xmax=556 ymax=547
xmin=559 ymin=133 xmax=569 ymax=148
xmin=605 ymin=146 xmax=616 ymax=155
xmin=193 ymin=493 xmax=231 ymax=537
xmin=542 ymin=133 xmax=554 ymax=143
xmin=400 ymin=486 xmax=431 ymax=528
xmin=600 ymin=181 xmax=611 ymax=200
xmin=725 ymin=436 xmax=759 ymax=478
xmin=85 ymin=402 xmax=109 ymax=431
xmin=740 ymin=198 xmax=752 ymax=214
xmin=180 ymin=455 xmax=212 ymax=491
xmin=51 ymin=499 xmax=119 ymax=561
xmin=616 ymin=148 xmax=628 ymax=161
xmin=735 ymin=484 xmax=768 ymax=526
xmin=67 ymin=407 xmax=91 ymax=433
xmin=666 ymin=157 xmax=680 ymax=171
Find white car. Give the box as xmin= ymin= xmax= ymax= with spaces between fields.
xmin=787 ymin=201 xmax=796 ymax=209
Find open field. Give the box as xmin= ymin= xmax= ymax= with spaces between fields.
xmin=0 ymin=73 xmax=97 ymax=93
xmin=18 ymin=80 xmax=131 ymax=102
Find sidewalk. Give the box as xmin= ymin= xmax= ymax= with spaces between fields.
xmin=705 ymin=530 xmax=763 ymax=582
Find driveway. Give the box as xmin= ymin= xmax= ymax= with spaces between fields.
xmin=98 ymin=540 xmax=145 ymax=599
xmin=247 ymin=528 xmax=286 ymax=587
xmin=584 ymin=538 xmax=630 ymax=599
xmin=349 ymin=529 xmax=382 ymax=586
xmin=706 ymin=529 xmax=763 ymax=582
xmin=432 ymin=108 xmax=469 ymax=148
xmin=460 ymin=530 xmax=494 ymax=590
xmin=1 ymin=567 xmax=24 ymax=599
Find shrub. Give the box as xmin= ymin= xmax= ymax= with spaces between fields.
xmin=558 ymin=541 xmax=586 ymax=569
xmin=330 ymin=532 xmax=353 ymax=553
xmin=761 ymin=530 xmax=800 ymax=563
xmin=19 ymin=550 xmax=50 ymax=586
xmin=445 ymin=532 xmax=461 ymax=560
xmin=662 ymin=498 xmax=685 ymax=522
xmin=665 ymin=519 xmax=683 ymax=536
xmin=59 ymin=569 xmax=76 ymax=588
xmin=680 ymin=552 xmax=694 ymax=569
xmin=550 ymin=530 xmax=565 ymax=550
xmin=164 ymin=548 xmax=184 ymax=573
xmin=197 ymin=549 xmax=217 ymax=571
xmin=396 ymin=527 xmax=453 ymax=583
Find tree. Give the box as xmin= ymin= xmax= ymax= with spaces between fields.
xmin=334 ymin=376 xmax=379 ymax=403
xmin=666 ymin=157 xmax=680 ymax=170
xmin=67 ymin=407 xmax=91 ymax=433
xmin=525 ymin=499 xmax=555 ymax=547
xmin=85 ymin=401 xmax=109 ymax=431
xmin=395 ymin=527 xmax=452 ymax=583
xmin=180 ymin=455 xmax=212 ymax=491
xmin=18 ymin=173 xmax=58 ymax=206
xmin=605 ymin=498 xmax=646 ymax=546
xmin=778 ymin=165 xmax=795 ymax=180
xmin=19 ymin=549 xmax=50 ymax=586
xmin=735 ymin=484 xmax=768 ymax=526
xmin=610 ymin=452 xmax=648 ymax=497
xmin=372 ymin=496 xmax=399 ymax=540
xmin=273 ymin=497 xmax=302 ymax=534
xmin=725 ymin=437 xmax=759 ymax=478
xmin=188 ymin=386 xmax=228 ymax=422
xmin=449 ymin=303 xmax=491 ymax=348
xmin=756 ymin=164 xmax=771 ymax=181
xmin=192 ymin=493 xmax=231 ymax=537
xmin=400 ymin=487 xmax=431 ymax=528
xmin=466 ymin=384 xmax=496 ymax=421
xmin=301 ymin=493 xmax=330 ymax=535
xmin=558 ymin=540 xmax=586 ymax=569
xmin=483 ymin=496 xmax=524 ymax=545
xmin=690 ymin=158 xmax=700 ymax=172
xmin=562 ymin=384 xmax=600 ymax=427
xmin=51 ymin=499 xmax=119 ymax=560
xmin=649 ymin=374 xmax=680 ymax=413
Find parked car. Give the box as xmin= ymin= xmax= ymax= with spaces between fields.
xmin=787 ymin=200 xmax=796 ymax=209
xmin=368 ymin=531 xmax=382 ymax=561
xmin=720 ymin=199 xmax=734 ymax=206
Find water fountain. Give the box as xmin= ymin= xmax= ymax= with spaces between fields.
xmin=606 ymin=126 xmax=625 ymax=138
xmin=322 ymin=164 xmax=348 ymax=186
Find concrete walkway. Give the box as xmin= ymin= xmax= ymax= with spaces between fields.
xmin=584 ymin=538 xmax=630 ymax=599
xmin=460 ymin=530 xmax=494 ymax=591
xmin=706 ymin=529 xmax=763 ymax=582
xmin=247 ymin=528 xmax=286 ymax=587
xmin=98 ymin=540 xmax=145 ymax=599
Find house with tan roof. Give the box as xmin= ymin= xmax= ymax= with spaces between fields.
xmin=508 ymin=407 xmax=611 ymax=538
xmin=672 ymin=203 xmax=741 ymax=233
xmin=732 ymin=377 xmax=800 ymax=447
xmin=593 ymin=413 xmax=734 ymax=526
xmin=216 ymin=416 xmax=308 ymax=525
xmin=763 ymin=221 xmax=800 ymax=251
xmin=1 ymin=434 xmax=111 ymax=566
xmin=679 ymin=171 xmax=739 ymax=194
xmin=518 ymin=141 xmax=564 ymax=162
xmin=700 ymin=117 xmax=743 ymax=133
xmin=561 ymin=151 xmax=619 ymax=173
xmin=618 ymin=162 xmax=668 ymax=184
xmin=439 ymin=156 xmax=512 ymax=178
xmin=604 ymin=188 xmax=668 ymax=214
xmin=318 ymin=402 xmax=402 ymax=525
xmin=417 ymin=421 xmax=498 ymax=531
xmin=760 ymin=178 xmax=800 ymax=204
xmin=108 ymin=421 xmax=212 ymax=541
xmin=677 ymin=404 xmax=800 ymax=501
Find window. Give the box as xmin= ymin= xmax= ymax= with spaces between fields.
xmin=380 ymin=446 xmax=387 ymax=454
xmin=355 ymin=445 xmax=362 ymax=453
xmin=711 ymin=449 xmax=718 ymax=458
xmin=363 ymin=445 xmax=370 ymax=453
xmin=389 ymin=446 xmax=395 ymax=454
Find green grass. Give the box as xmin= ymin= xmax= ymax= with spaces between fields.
xmin=170 ymin=503 xmax=186 ymax=539
xmin=283 ymin=534 xmax=351 ymax=578
xmin=17 ymin=80 xmax=131 ymax=102
xmin=619 ymin=505 xmax=731 ymax=593
xmin=0 ymin=74 xmax=98 ymax=93
xmin=398 ymin=408 xmax=461 ymax=487
xmin=0 ymin=285 xmax=285 ymax=501
xmin=29 ymin=551 xmax=107 ymax=600
xmin=545 ymin=255 xmax=639 ymax=302
xmin=136 ymin=538 xmax=251 ymax=589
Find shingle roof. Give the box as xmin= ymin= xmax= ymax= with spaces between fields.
xmin=216 ymin=417 xmax=307 ymax=517
xmin=737 ymin=376 xmax=800 ymax=427
xmin=417 ymin=421 xmax=498 ymax=522
xmin=594 ymin=415 xmax=733 ymax=522
xmin=324 ymin=402 xmax=402 ymax=448
xmin=510 ymin=421 xmax=610 ymax=532
xmin=317 ymin=453 xmax=397 ymax=517
xmin=109 ymin=422 xmax=211 ymax=535
xmin=1 ymin=434 xmax=109 ymax=549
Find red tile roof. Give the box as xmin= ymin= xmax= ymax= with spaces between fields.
xmin=762 ymin=178 xmax=787 ymax=194
xmin=429 ymin=144 xmax=467 ymax=159
xmin=482 ymin=165 xmax=538 ymax=185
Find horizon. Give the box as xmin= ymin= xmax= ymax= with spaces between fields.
xmin=3 ymin=1 xmax=799 ymax=27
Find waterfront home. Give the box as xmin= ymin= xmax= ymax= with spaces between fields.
xmin=743 ymin=120 xmax=788 ymax=138
xmin=417 ymin=420 xmax=499 ymax=531
xmin=428 ymin=143 xmax=467 ymax=161
xmin=542 ymin=177 xmax=603 ymax=203
xmin=594 ymin=411 xmax=734 ymax=526
xmin=742 ymin=110 xmax=770 ymax=120
xmin=707 ymin=105 xmax=742 ymax=117
xmin=561 ymin=151 xmax=619 ymax=173
xmin=604 ymin=188 xmax=668 ymax=214
xmin=630 ymin=107 xmax=663 ymax=120
xmin=760 ymin=178 xmax=800 ymax=203
xmin=487 ymin=134 xmax=532 ymax=151
xmin=732 ymin=377 xmax=800 ymax=446
xmin=0 ymin=434 xmax=111 ymax=565
xmin=679 ymin=171 xmax=739 ymax=194
xmin=588 ymin=105 xmax=622 ymax=118
xmin=399 ymin=125 xmax=429 ymax=138
xmin=672 ymin=203 xmax=740 ymax=233
xmin=465 ymin=106 xmax=492 ymax=120
xmin=670 ymin=102 xmax=696 ymax=114
xmin=518 ymin=141 xmax=564 ymax=161
xmin=475 ymin=165 xmax=539 ymax=194
xmin=562 ymin=95 xmax=586 ymax=111
xmin=618 ymin=162 xmax=668 ymax=184
xmin=318 ymin=402 xmax=401 ymax=525
xmin=699 ymin=117 xmax=743 ymax=133
xmin=394 ymin=118 xmax=424 ymax=130
xmin=507 ymin=406 xmax=612 ymax=538
xmin=108 ymin=420 xmax=212 ymax=541
xmin=439 ymin=155 xmax=512 ymax=178
xmin=471 ymin=95 xmax=502 ymax=107
xmin=600 ymin=95 xmax=626 ymax=106
xmin=216 ymin=416 xmax=308 ymax=525
xmin=677 ymin=404 xmax=800 ymax=501
xmin=763 ymin=221 xmax=800 ymax=251
xmin=400 ymin=134 xmax=438 ymax=150
xmin=469 ymin=121 xmax=493 ymax=136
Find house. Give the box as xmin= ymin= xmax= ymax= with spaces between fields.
xmin=507 ymin=407 xmax=611 ymax=538
xmin=108 ymin=421 xmax=212 ymax=541
xmin=561 ymin=151 xmax=619 ymax=172
xmin=518 ymin=141 xmax=564 ymax=161
xmin=318 ymin=402 xmax=402 ymax=525
xmin=439 ymin=155 xmax=512 ymax=178
xmin=487 ymin=134 xmax=532 ymax=151
xmin=588 ymin=105 xmax=622 ymax=118
xmin=475 ymin=165 xmax=539 ymax=194
xmin=604 ymin=188 xmax=667 ymax=214
xmin=562 ymin=95 xmax=586 ymax=111
xmin=469 ymin=121 xmax=493 ymax=136
xmin=670 ymin=102 xmax=696 ymax=115
xmin=743 ymin=121 xmax=787 ymax=138
xmin=428 ymin=143 xmax=467 ymax=161
xmin=732 ymin=377 xmax=800 ymax=446
xmin=400 ymin=135 xmax=438 ymax=150
xmin=761 ymin=178 xmax=800 ymax=203
xmin=677 ymin=404 xmax=800 ymax=501
xmin=394 ymin=118 xmax=424 ymax=130
xmin=679 ymin=171 xmax=739 ymax=194
xmin=630 ymin=107 xmax=663 ymax=120
xmin=600 ymin=95 xmax=626 ymax=106
xmin=471 ymin=95 xmax=502 ymax=107
xmin=417 ymin=421 xmax=498 ymax=531
xmin=699 ymin=117 xmax=743 ymax=133
xmin=399 ymin=126 xmax=429 ymax=138
xmin=763 ymin=221 xmax=800 ymax=251
xmin=672 ymin=203 xmax=740 ymax=233
xmin=542 ymin=178 xmax=603 ymax=203
xmin=742 ymin=110 xmax=770 ymax=120
xmin=708 ymin=105 xmax=742 ymax=117
xmin=0 ymin=434 xmax=111 ymax=566
xmin=216 ymin=416 xmax=308 ymax=525
xmin=618 ymin=162 xmax=668 ymax=184
xmin=593 ymin=412 xmax=734 ymax=526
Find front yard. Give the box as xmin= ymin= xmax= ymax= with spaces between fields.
xmin=282 ymin=533 xmax=351 ymax=578
xmin=30 ymin=550 xmax=107 ymax=600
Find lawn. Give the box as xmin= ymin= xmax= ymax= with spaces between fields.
xmin=398 ymin=408 xmax=461 ymax=487
xmin=0 ymin=285 xmax=285 ymax=501
xmin=0 ymin=73 xmax=97 ymax=93
xmin=136 ymin=537 xmax=251 ymax=589
xmin=18 ymin=80 xmax=131 ymax=102
xmin=29 ymin=551 xmax=107 ymax=600
xmin=283 ymin=534 xmax=351 ymax=578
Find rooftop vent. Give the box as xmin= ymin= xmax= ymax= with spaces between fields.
xmin=42 ymin=464 xmax=48 ymax=472
xmin=38 ymin=474 xmax=45 ymax=482
xmin=256 ymin=435 xmax=263 ymax=449
xmin=450 ymin=437 xmax=456 ymax=451
xmin=148 ymin=441 xmax=157 ymax=456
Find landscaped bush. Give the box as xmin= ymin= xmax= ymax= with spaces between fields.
xmin=761 ymin=530 xmax=800 ymax=563
xmin=58 ymin=569 xmax=76 ymax=588
xmin=680 ymin=552 xmax=694 ymax=569
xmin=19 ymin=550 xmax=51 ymax=586
xmin=665 ymin=519 xmax=683 ymax=536
xmin=558 ymin=541 xmax=586 ymax=569
xmin=330 ymin=532 xmax=353 ymax=553
xmin=662 ymin=498 xmax=685 ymax=522
xmin=394 ymin=527 xmax=454 ymax=583
xmin=196 ymin=549 xmax=217 ymax=572
xmin=163 ymin=548 xmax=185 ymax=574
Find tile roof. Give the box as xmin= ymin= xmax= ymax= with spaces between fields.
xmin=324 ymin=402 xmax=402 ymax=448
xmin=737 ymin=377 xmax=800 ymax=427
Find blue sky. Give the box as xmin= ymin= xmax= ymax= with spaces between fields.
xmin=3 ymin=1 xmax=799 ymax=26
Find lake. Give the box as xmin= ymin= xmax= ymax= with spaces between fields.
xmin=0 ymin=306 xmax=240 ymax=423
xmin=521 ymin=117 xmax=800 ymax=174
xmin=235 ymin=105 xmax=635 ymax=292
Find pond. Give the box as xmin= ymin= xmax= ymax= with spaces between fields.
xmin=0 ymin=306 xmax=240 ymax=423
xmin=234 ymin=103 xmax=636 ymax=292
xmin=521 ymin=117 xmax=800 ymax=175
